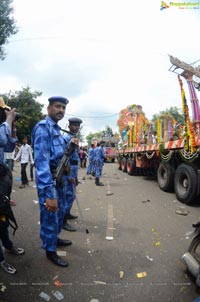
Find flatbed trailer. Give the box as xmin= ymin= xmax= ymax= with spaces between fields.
xmin=117 ymin=55 xmax=200 ymax=205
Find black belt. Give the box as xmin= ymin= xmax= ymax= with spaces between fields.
xmin=70 ymin=160 xmax=78 ymax=166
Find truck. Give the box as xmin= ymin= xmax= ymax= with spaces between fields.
xmin=102 ymin=136 xmax=119 ymax=162
xmin=90 ymin=132 xmax=119 ymax=162
xmin=117 ymin=55 xmax=200 ymax=205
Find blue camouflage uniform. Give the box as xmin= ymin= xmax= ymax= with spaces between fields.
xmin=87 ymin=145 xmax=95 ymax=174
xmin=93 ymin=144 xmax=105 ymax=178
xmin=63 ymin=132 xmax=80 ymax=215
xmin=32 ymin=116 xmax=66 ymax=252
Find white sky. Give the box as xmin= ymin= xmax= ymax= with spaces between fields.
xmin=0 ymin=0 xmax=200 ymax=139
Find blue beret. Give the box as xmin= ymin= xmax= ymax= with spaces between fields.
xmin=68 ymin=117 xmax=83 ymax=124
xmin=48 ymin=96 xmax=69 ymax=105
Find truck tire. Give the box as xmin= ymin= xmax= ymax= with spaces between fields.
xmin=117 ymin=157 xmax=122 ymax=170
xmin=157 ymin=162 xmax=175 ymax=192
xmin=174 ymin=163 xmax=198 ymax=204
xmin=127 ymin=159 xmax=136 ymax=175
xmin=188 ymin=235 xmax=200 ymax=263
xmin=121 ymin=157 xmax=127 ymax=172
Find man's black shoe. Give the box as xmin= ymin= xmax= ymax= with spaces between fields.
xmin=46 ymin=252 xmax=68 ymax=267
xmin=66 ymin=213 xmax=78 ymax=220
xmin=57 ymin=238 xmax=72 ymax=247
xmin=63 ymin=223 xmax=77 ymax=232
xmin=96 ymin=182 xmax=104 ymax=186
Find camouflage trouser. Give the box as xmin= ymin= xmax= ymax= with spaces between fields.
xmin=87 ymin=158 xmax=94 ymax=174
xmin=63 ymin=181 xmax=75 ymax=215
xmin=38 ymin=186 xmax=64 ymax=252
xmin=93 ymin=159 xmax=103 ymax=178
xmin=63 ymin=165 xmax=78 ymax=215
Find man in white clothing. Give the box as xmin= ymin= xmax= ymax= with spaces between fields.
xmin=14 ymin=137 xmax=34 ymax=188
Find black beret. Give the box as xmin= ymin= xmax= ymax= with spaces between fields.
xmin=48 ymin=96 xmax=69 ymax=105
xmin=68 ymin=117 xmax=83 ymax=124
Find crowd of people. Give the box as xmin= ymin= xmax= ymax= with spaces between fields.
xmin=0 ymin=95 xmax=106 ymax=273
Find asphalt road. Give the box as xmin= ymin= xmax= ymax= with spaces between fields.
xmin=1 ymin=162 xmax=200 ymax=302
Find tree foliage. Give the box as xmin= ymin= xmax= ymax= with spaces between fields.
xmin=151 ymin=106 xmax=184 ymax=125
xmin=85 ymin=126 xmax=118 ymax=146
xmin=86 ymin=131 xmax=103 ymax=146
xmin=2 ymin=87 xmax=45 ymax=142
xmin=0 ymin=0 xmax=18 ymax=60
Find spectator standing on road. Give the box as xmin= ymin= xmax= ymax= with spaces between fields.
xmin=82 ymin=148 xmax=88 ymax=168
xmin=14 ymin=137 xmax=34 ymax=188
xmin=0 ymin=97 xmax=25 ymax=274
xmin=32 ymin=96 xmax=73 ymax=267
xmin=62 ymin=117 xmax=82 ymax=232
xmin=79 ymin=147 xmax=88 ymax=168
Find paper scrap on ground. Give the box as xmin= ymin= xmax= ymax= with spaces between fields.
xmin=39 ymin=292 xmax=51 ymax=301
xmin=136 ymin=272 xmax=147 ymax=278
xmin=52 ymin=290 xmax=64 ymax=300
xmin=57 ymin=251 xmax=67 ymax=257
xmin=53 ymin=279 xmax=64 ymax=287
xmin=94 ymin=281 xmax=107 ymax=285
xmin=175 ymin=208 xmax=189 ymax=216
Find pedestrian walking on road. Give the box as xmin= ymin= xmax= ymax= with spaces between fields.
xmin=14 ymin=137 xmax=34 ymax=188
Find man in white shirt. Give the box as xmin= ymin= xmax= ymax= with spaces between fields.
xmin=14 ymin=137 xmax=34 ymax=188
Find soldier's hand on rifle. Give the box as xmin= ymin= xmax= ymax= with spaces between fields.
xmin=69 ymin=177 xmax=75 ymax=184
xmin=71 ymin=137 xmax=79 ymax=145
xmin=45 ymin=198 xmax=58 ymax=212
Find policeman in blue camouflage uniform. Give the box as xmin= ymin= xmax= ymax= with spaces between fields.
xmin=93 ymin=141 xmax=105 ymax=186
xmin=62 ymin=117 xmax=82 ymax=232
xmin=32 ymin=96 xmax=72 ymax=267
xmin=86 ymin=143 xmax=95 ymax=175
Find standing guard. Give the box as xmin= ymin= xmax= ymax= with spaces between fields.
xmin=32 ymin=96 xmax=72 ymax=267
xmin=62 ymin=117 xmax=83 ymax=232
xmin=93 ymin=141 xmax=105 ymax=186
xmin=87 ymin=144 xmax=95 ymax=175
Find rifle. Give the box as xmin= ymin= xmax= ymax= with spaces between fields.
xmin=54 ymin=128 xmax=81 ymax=183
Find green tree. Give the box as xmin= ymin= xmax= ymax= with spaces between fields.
xmin=0 ymin=0 xmax=18 ymax=60
xmin=152 ymin=106 xmax=184 ymax=125
xmin=2 ymin=87 xmax=44 ymax=142
xmin=86 ymin=131 xmax=104 ymax=146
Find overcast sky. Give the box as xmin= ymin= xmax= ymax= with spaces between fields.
xmin=0 ymin=0 xmax=200 ymax=139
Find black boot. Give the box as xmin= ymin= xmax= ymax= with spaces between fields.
xmin=66 ymin=213 xmax=78 ymax=220
xmin=95 ymin=177 xmax=104 ymax=186
xmin=63 ymin=214 xmax=67 ymax=225
xmin=63 ymin=220 xmax=77 ymax=231
xmin=46 ymin=251 xmax=68 ymax=267
xmin=63 ymin=214 xmax=77 ymax=231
